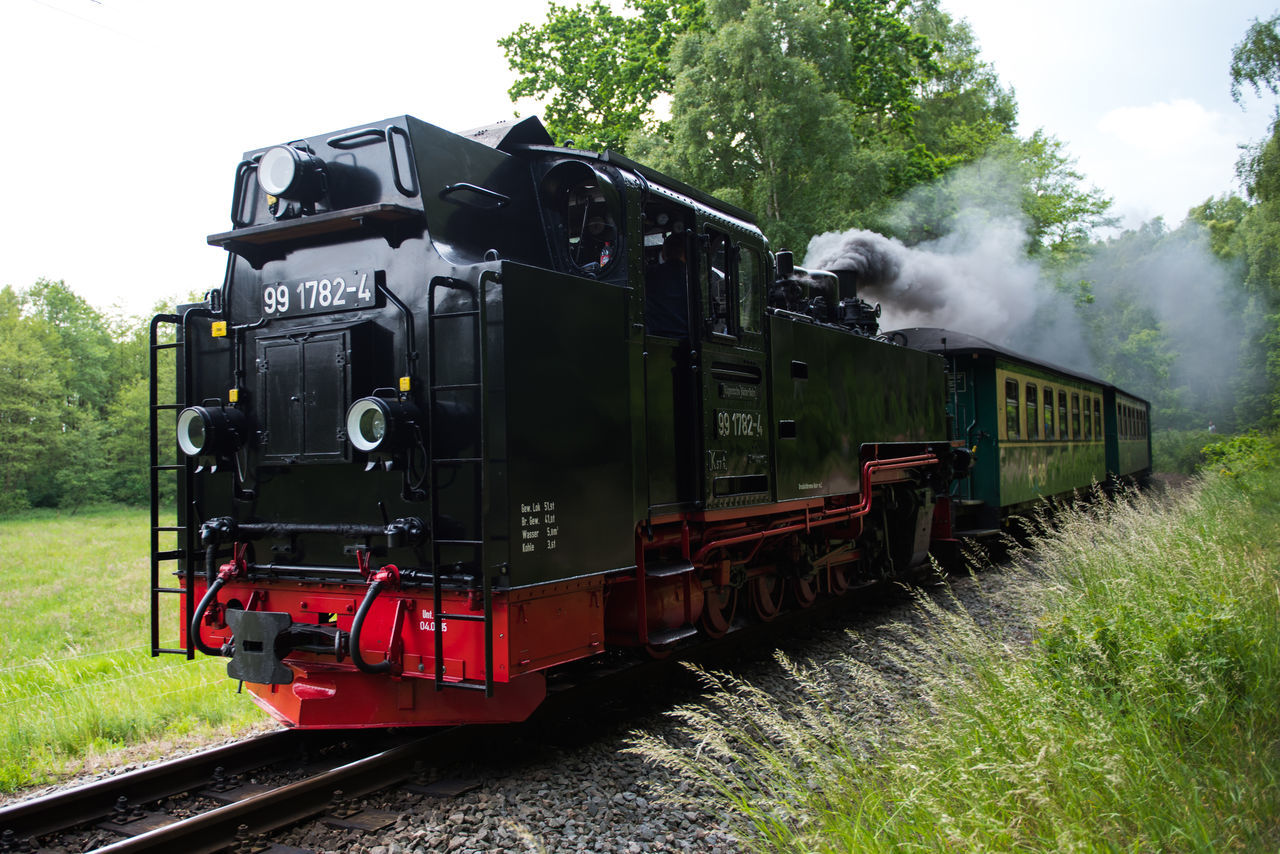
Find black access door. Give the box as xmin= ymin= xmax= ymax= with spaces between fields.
xmin=255 ymin=326 xmax=362 ymax=464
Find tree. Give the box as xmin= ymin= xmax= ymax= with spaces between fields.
xmin=826 ymin=0 xmax=940 ymax=134
xmin=638 ymin=0 xmax=868 ymax=248
xmin=22 ymin=278 xmax=116 ymax=424
xmin=499 ymin=0 xmax=706 ymax=152
xmin=907 ymin=0 xmax=1017 ymax=165
xmin=1230 ymin=12 xmax=1280 ymax=104
xmin=0 ymin=287 xmax=62 ymax=514
xmin=1017 ymin=131 xmax=1116 ymax=256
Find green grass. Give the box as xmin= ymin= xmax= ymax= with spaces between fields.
xmin=634 ymin=448 xmax=1280 ymax=852
xmin=0 ymin=506 xmax=265 ymax=793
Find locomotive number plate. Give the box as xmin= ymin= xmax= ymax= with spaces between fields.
xmin=261 ymin=270 xmax=378 ymax=319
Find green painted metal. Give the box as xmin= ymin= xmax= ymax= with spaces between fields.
xmin=998 ymin=442 xmax=1107 ymax=506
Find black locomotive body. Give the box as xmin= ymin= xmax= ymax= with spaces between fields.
xmin=153 ymin=115 xmax=960 ymax=727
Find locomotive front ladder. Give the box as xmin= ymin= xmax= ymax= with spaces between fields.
xmin=425 ymin=275 xmax=496 ymax=697
xmin=148 ymin=313 xmax=195 ymax=658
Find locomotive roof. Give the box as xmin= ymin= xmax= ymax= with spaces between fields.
xmin=460 ymin=116 xmax=758 ymax=227
xmin=890 ymin=326 xmax=1150 ymax=405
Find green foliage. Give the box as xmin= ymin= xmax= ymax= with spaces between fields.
xmin=0 ymin=281 xmax=182 ymax=514
xmin=641 ymin=0 xmax=867 ymax=249
xmin=1230 ymin=12 xmax=1280 ymax=104
xmin=634 ymin=462 xmax=1280 ymax=851
xmin=1202 ymin=431 xmax=1277 ymax=474
xmin=501 ymin=0 xmax=1122 ymax=260
xmin=1188 ymin=193 xmax=1249 ymax=259
xmin=499 ymin=0 xmax=706 ymax=152
xmin=1151 ymin=428 xmax=1215 ymax=474
xmin=0 ymin=301 xmax=62 ymax=515
xmin=908 ymin=0 xmax=1017 ymax=165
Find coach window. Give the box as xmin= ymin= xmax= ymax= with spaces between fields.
xmin=1005 ymin=379 xmax=1021 ymax=439
xmin=1043 ymin=387 xmax=1055 ymax=438
xmin=1093 ymin=398 xmax=1102 ymax=439
xmin=1058 ymin=391 xmax=1068 ymax=439
xmin=739 ymin=245 xmax=762 ymax=334
xmin=1082 ymin=395 xmax=1092 ymax=440
xmin=1026 ymin=383 xmax=1039 ymax=439
xmin=1071 ymin=394 xmax=1081 ymax=439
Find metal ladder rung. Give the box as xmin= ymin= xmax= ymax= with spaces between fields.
xmin=153 ymin=647 xmax=188 ymax=655
xmin=427 ymin=275 xmax=494 ymax=698
xmin=154 ymin=464 xmax=184 ymax=472
xmin=151 ymin=403 xmax=185 ymax=411
xmin=155 ymin=549 xmax=184 ymax=561
xmin=441 ymin=681 xmax=488 ymax=692
xmin=153 ymin=586 xmax=186 ymax=594
xmin=153 ymin=525 xmax=183 ymax=532
xmin=153 ymin=341 xmax=182 ymax=351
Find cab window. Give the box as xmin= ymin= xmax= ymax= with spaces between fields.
xmin=739 ymin=245 xmax=762 ymax=334
xmin=705 ymin=230 xmax=733 ymax=336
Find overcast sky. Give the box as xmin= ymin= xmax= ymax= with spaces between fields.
xmin=1 ymin=0 xmax=1275 ymax=316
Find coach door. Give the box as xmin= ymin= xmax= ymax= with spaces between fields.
xmin=697 ymin=227 xmax=769 ymax=510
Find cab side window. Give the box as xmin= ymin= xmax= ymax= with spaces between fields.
xmin=739 ymin=246 xmax=762 ymax=334
xmin=705 ymin=230 xmax=733 ymax=336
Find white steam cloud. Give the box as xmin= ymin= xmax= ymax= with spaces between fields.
xmin=800 ymin=154 xmax=1245 ymax=424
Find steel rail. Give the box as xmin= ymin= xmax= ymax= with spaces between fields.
xmin=92 ymin=729 xmax=457 ymax=854
xmin=0 ymin=729 xmax=311 ymax=840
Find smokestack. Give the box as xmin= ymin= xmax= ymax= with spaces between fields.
xmin=830 ymin=267 xmax=859 ymax=302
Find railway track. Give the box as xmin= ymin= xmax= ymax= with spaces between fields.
xmin=0 ymin=727 xmax=470 ymax=853
xmin=0 ymin=569 xmax=942 ymax=853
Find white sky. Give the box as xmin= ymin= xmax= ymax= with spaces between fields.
xmin=1 ymin=0 xmax=1275 ymax=316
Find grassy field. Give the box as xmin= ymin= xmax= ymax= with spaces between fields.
xmin=0 ymin=506 xmax=266 ymax=794
xmin=637 ymin=437 xmax=1280 ymax=852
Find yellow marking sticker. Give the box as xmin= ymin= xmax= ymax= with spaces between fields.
xmin=211 ymin=321 xmax=227 ymax=338
xmin=399 ymin=376 xmax=411 ymax=392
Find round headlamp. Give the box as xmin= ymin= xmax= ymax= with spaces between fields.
xmin=258 ymin=145 xmax=326 ymax=201
xmin=346 ymin=397 xmax=419 ymax=453
xmin=177 ymin=406 xmax=247 ymax=458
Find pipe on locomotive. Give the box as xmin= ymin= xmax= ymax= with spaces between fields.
xmin=190 ymin=543 xmax=249 ymax=657
xmin=349 ymin=564 xmax=402 ymax=675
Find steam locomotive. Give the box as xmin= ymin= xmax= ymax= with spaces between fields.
xmin=149 ymin=113 xmax=1145 ymax=728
